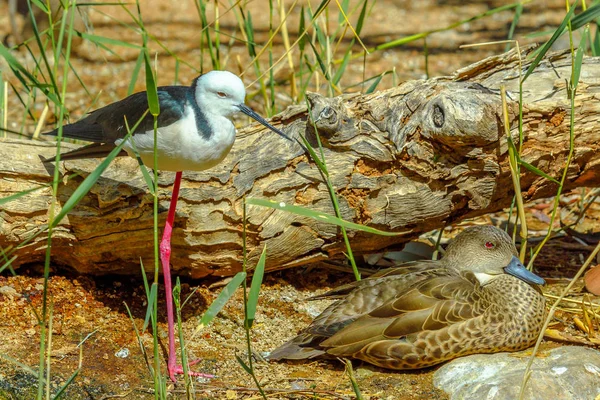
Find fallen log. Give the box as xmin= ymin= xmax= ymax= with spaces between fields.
xmin=1 ymin=47 xmax=599 ymax=278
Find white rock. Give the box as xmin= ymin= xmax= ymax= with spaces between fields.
xmin=433 ymin=346 xmax=600 ymax=400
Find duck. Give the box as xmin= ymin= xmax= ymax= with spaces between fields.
xmin=268 ymin=225 xmax=546 ymax=369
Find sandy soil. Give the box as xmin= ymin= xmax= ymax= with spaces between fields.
xmin=0 ymin=1 xmax=598 ymax=399
xmin=0 ymin=230 xmax=593 ymax=399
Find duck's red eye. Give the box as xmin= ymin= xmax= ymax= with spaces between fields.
xmin=217 ymin=91 xmax=227 ymax=97
xmin=485 ymin=241 xmax=495 ymax=249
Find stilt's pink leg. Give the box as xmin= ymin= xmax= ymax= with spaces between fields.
xmin=159 ymin=171 xmax=213 ymax=382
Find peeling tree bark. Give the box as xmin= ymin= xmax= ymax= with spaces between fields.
xmin=1 ymin=47 xmax=600 ymax=278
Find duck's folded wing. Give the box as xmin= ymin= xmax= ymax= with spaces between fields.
xmin=309 ymin=262 xmax=439 ymax=301
xmin=268 ymin=267 xmax=446 ymax=361
xmin=308 ymin=265 xmax=447 ymax=335
xmin=320 ymin=275 xmax=480 ymax=357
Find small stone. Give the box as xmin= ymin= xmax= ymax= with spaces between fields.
xmin=0 ymin=286 xmax=20 ymax=297
xmin=115 ymin=348 xmax=129 ymax=358
xmin=354 ymin=366 xmax=376 ymax=378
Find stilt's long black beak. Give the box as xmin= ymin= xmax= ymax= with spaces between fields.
xmin=237 ymin=104 xmax=293 ymax=142
xmin=504 ymin=255 xmax=545 ymax=285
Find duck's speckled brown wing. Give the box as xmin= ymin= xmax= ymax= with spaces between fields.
xmin=320 ymin=274 xmax=482 ymax=365
xmin=268 ymin=264 xmax=484 ymax=363
xmin=307 ymin=263 xmax=447 ymax=336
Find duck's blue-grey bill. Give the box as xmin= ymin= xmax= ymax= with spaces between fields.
xmin=504 ymin=255 xmax=545 ymax=285
xmin=237 ymin=104 xmax=293 ymax=142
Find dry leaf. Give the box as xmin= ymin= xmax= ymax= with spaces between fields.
xmin=584 ymin=265 xmax=600 ymax=295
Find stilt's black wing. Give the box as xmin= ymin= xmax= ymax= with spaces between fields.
xmin=44 ymin=84 xmax=194 ymax=161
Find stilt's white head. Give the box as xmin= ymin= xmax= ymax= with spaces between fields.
xmin=194 ymin=70 xmax=292 ymax=142
xmin=194 ymin=70 xmax=247 ymax=118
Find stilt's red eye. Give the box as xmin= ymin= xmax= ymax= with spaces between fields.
xmin=485 ymin=241 xmax=495 ymax=249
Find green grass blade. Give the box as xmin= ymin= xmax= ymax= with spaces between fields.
xmin=235 ymin=354 xmax=253 ymax=375
xmin=196 ymin=271 xmax=246 ymax=330
xmin=337 ymin=0 xmax=349 ymax=25
xmin=138 ymin=257 xmax=153 ymax=332
xmin=518 ymin=159 xmax=560 ymax=185
xmin=572 ymin=25 xmax=588 ymax=90
xmin=571 ymin=3 xmax=600 ymax=30
xmin=332 ymin=50 xmax=351 ymax=86
xmin=52 ymin=368 xmax=80 ymax=400
xmin=143 ymin=53 xmax=159 ymax=117
xmin=344 ymin=359 xmax=364 ymax=400
xmin=30 ymin=0 xmax=48 ymax=12
xmin=373 ymin=2 xmax=522 ymax=52
xmin=299 ymin=134 xmax=328 ymax=174
xmin=71 ymin=32 xmax=126 ymax=60
xmin=79 ymin=32 xmax=142 ymax=49
xmin=311 ymin=0 xmax=330 ymax=22
xmin=522 ymin=2 xmax=579 ymax=83
xmin=0 ymin=44 xmax=61 ymax=105
xmin=26 ymin=1 xmax=60 ymax=101
xmin=505 ymin=3 xmax=523 ymax=51
xmin=312 ymin=12 xmax=328 ymax=51
xmin=127 ymin=52 xmax=144 ymax=96
xmin=0 ymin=184 xmax=50 ymax=206
xmin=0 ymin=353 xmax=39 ymax=377
xmin=354 ymin=0 xmax=369 ymax=35
xmin=247 ymin=198 xmax=402 ymax=236
xmin=298 ymin=6 xmax=307 ymax=52
xmin=196 ymin=0 xmax=218 ymax=70
xmin=592 ymin=22 xmax=600 ymax=56
xmin=66 ymin=59 xmax=92 ymax=99
xmin=123 ymin=301 xmax=154 ymax=377
xmin=365 ymin=72 xmax=385 ymax=94
xmin=307 ymin=39 xmax=331 ymax=81
xmin=245 ymin=245 xmax=267 ymax=329
xmin=0 ymin=255 xmax=18 ymax=274
xmin=243 ymin=11 xmax=257 ymax=58
xmin=133 ymin=154 xmax=155 ymax=193
xmin=122 ymin=114 xmax=155 ymax=194
xmin=143 ymin=283 xmax=158 ymax=332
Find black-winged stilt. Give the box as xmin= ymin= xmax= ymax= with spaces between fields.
xmin=45 ymin=70 xmax=292 ymax=381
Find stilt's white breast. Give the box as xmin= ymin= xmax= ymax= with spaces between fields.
xmin=115 ymin=102 xmax=237 ymax=172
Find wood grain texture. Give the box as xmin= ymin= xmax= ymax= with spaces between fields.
xmin=1 ymin=47 xmax=599 ymax=277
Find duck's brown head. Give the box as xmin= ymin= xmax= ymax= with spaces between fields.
xmin=443 ymin=225 xmax=545 ymax=286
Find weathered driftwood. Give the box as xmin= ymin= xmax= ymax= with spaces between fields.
xmin=1 ymin=48 xmax=599 ymax=278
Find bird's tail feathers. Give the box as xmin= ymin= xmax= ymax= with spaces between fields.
xmin=267 ymin=332 xmax=327 ymax=361
xmin=43 ymin=143 xmax=123 ymax=163
xmin=44 ymin=124 xmax=105 ymax=143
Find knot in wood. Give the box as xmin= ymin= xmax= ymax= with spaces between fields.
xmin=312 ymin=105 xmax=340 ymax=135
xmin=319 ymin=106 xmax=336 ymax=122
xmin=306 ymin=92 xmax=343 ymax=137
xmin=432 ymin=104 xmax=445 ymax=128
xmin=420 ymin=86 xmax=508 ymax=147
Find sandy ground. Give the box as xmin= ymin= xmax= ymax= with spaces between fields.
xmin=0 ymin=233 xmax=593 ymax=399
xmin=1 ymin=0 xmax=598 ymax=399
